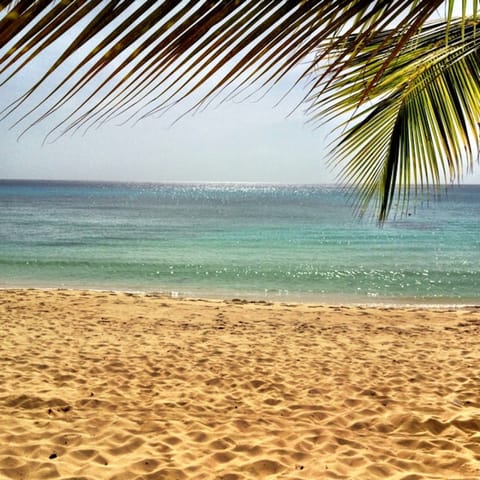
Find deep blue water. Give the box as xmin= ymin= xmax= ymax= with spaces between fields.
xmin=1 ymin=180 xmax=479 ymax=304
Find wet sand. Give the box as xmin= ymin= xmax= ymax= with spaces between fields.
xmin=1 ymin=288 xmax=480 ymax=479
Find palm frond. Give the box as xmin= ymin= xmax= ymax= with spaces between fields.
xmin=310 ymin=17 xmax=480 ymax=221
xmin=0 ymin=1 xmax=450 ymax=131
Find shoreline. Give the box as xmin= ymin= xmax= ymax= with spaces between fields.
xmin=1 ymin=285 xmax=478 ymax=309
xmin=2 ymin=288 xmax=480 ymax=479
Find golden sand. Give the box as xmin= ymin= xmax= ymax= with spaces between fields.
xmin=1 ymin=288 xmax=480 ymax=479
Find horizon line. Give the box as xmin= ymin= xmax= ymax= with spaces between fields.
xmin=1 ymin=177 xmax=480 ymax=187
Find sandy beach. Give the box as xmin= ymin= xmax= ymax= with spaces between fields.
xmin=1 ymin=289 xmax=480 ymax=479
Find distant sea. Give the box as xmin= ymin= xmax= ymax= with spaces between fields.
xmin=1 ymin=180 xmax=479 ymax=305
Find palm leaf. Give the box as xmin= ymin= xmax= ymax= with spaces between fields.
xmin=0 ymin=1 xmax=448 ymax=127
xmin=310 ymin=17 xmax=480 ymax=221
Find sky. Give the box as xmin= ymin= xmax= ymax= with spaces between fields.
xmin=1 ymin=3 xmax=480 ymax=186
xmin=0 ymin=74 xmax=336 ymax=184
xmin=0 ymin=10 xmax=337 ymax=186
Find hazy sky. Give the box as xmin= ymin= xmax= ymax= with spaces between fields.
xmin=1 ymin=4 xmax=480 ymax=185
xmin=0 ymin=72 xmax=337 ymax=184
xmin=0 ymin=20 xmax=337 ymax=185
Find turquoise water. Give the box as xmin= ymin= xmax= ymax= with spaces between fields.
xmin=1 ymin=180 xmax=479 ymax=304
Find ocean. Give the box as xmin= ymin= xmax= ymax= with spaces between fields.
xmin=1 ymin=180 xmax=479 ymax=305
